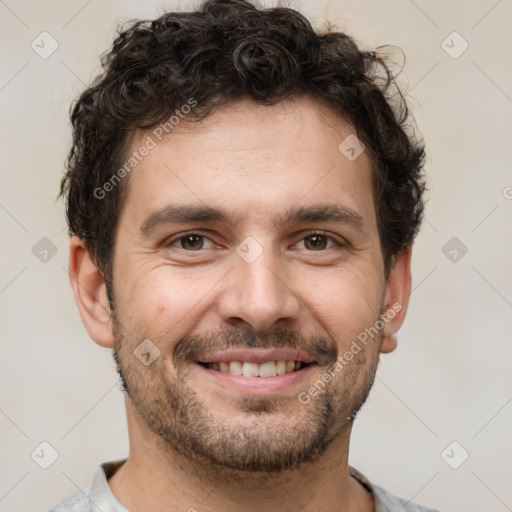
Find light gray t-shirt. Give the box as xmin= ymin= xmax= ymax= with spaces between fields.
xmin=46 ymin=459 xmax=441 ymax=512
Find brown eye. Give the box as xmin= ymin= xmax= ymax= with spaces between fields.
xmin=166 ymin=232 xmax=217 ymax=252
xmin=304 ymin=234 xmax=329 ymax=250
xmin=180 ymin=234 xmax=204 ymax=250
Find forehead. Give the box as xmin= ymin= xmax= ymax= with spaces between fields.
xmin=119 ymin=96 xmax=376 ymax=231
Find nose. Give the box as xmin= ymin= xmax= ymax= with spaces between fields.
xmin=217 ymin=244 xmax=301 ymax=333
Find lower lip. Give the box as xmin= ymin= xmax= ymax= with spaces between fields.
xmin=194 ymin=363 xmax=317 ymax=395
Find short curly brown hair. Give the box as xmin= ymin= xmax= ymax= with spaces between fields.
xmin=60 ymin=0 xmax=425 ymax=305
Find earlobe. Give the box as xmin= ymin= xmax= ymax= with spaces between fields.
xmin=68 ymin=237 xmax=114 ymax=348
xmin=380 ymin=246 xmax=412 ymax=354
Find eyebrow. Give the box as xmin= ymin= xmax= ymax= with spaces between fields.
xmin=139 ymin=203 xmax=365 ymax=235
xmin=280 ymin=205 xmax=364 ymax=228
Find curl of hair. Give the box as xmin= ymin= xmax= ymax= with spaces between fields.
xmin=60 ymin=0 xmax=425 ymax=293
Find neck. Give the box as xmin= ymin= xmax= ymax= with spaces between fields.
xmin=108 ymin=398 xmax=374 ymax=512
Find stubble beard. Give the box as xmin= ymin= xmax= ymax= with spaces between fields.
xmin=111 ymin=317 xmax=381 ymax=477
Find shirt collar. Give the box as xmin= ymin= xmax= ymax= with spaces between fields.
xmin=90 ymin=459 xmax=404 ymax=512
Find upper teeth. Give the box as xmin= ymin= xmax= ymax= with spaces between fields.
xmin=207 ymin=360 xmax=302 ymax=377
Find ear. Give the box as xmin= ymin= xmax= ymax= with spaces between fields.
xmin=68 ymin=236 xmax=114 ymax=348
xmin=380 ymin=245 xmax=412 ymax=354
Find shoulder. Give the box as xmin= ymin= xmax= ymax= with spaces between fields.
xmin=349 ymin=467 xmax=442 ymax=512
xmin=45 ymin=488 xmax=96 ymax=512
xmin=45 ymin=459 xmax=128 ymax=512
xmin=372 ymin=483 xmax=442 ymax=512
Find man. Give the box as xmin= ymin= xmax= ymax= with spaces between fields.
xmin=50 ymin=0 xmax=439 ymax=510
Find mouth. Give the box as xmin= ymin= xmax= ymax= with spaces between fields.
xmin=197 ymin=359 xmax=310 ymax=377
xmin=193 ymin=349 xmax=317 ymax=394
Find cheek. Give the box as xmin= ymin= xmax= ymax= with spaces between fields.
xmin=117 ymin=267 xmax=218 ymax=342
xmin=300 ymin=267 xmax=383 ymax=341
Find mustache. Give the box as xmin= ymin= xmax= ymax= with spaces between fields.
xmin=173 ymin=327 xmax=337 ymax=367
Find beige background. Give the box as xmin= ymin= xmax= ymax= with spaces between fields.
xmin=1 ymin=1 xmax=511 ymax=511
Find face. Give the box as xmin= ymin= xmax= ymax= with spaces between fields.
xmin=105 ymin=97 xmax=402 ymax=472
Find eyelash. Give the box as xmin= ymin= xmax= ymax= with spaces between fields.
xmin=165 ymin=231 xmax=346 ymax=251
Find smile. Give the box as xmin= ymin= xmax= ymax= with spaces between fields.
xmin=198 ymin=360 xmax=308 ymax=377
xmin=192 ymin=348 xmax=317 ymax=393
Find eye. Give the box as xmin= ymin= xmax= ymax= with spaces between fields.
xmin=294 ymin=233 xmax=341 ymax=251
xmin=167 ymin=232 xmax=216 ymax=251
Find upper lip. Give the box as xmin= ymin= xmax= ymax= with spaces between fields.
xmin=196 ymin=349 xmax=315 ymax=365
